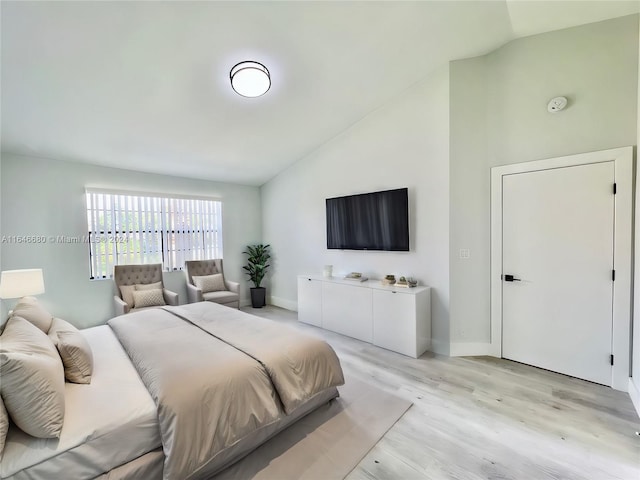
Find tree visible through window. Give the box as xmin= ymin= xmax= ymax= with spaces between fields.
xmin=85 ymin=190 xmax=223 ymax=279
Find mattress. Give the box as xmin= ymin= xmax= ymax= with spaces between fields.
xmin=1 ymin=325 xmax=161 ymax=480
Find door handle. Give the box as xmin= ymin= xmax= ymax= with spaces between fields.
xmin=503 ymin=274 xmax=521 ymax=282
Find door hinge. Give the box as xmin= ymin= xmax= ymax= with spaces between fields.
xmin=612 ymin=269 xmax=615 ymax=281
xmin=610 ymin=354 xmax=614 ymax=366
xmin=613 ymin=183 xmax=617 ymax=194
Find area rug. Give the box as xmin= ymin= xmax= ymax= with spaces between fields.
xmin=213 ymin=376 xmax=412 ymax=480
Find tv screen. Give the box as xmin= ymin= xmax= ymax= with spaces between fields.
xmin=326 ymin=188 xmax=409 ymax=251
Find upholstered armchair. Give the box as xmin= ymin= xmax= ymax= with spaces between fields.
xmin=113 ymin=264 xmax=179 ymax=316
xmin=185 ymin=259 xmax=240 ymax=309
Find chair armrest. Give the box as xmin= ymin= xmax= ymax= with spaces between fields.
xmin=225 ymin=280 xmax=240 ymax=295
xmin=186 ymin=283 xmax=203 ymax=303
xmin=114 ymin=296 xmax=130 ymax=316
xmin=163 ymin=289 xmax=179 ymax=306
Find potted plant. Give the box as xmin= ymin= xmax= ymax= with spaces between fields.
xmin=243 ymin=244 xmax=271 ymax=308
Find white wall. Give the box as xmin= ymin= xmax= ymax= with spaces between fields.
xmin=449 ymin=15 xmax=638 ymax=352
xmin=0 ymin=153 xmax=262 ymax=327
xmin=449 ymin=56 xmax=490 ymax=347
xmin=486 ymin=15 xmax=638 ymax=166
xmin=261 ymin=66 xmax=451 ymax=353
xmin=630 ymin=14 xmax=640 ymax=416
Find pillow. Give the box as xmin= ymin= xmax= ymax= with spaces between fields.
xmin=136 ymin=281 xmax=162 ymax=291
xmin=0 ymin=316 xmax=65 ymax=438
xmin=132 ymin=289 xmax=166 ymax=308
xmin=192 ymin=273 xmax=226 ymax=293
xmin=10 ymin=296 xmax=53 ymax=333
xmin=119 ymin=282 xmax=162 ymax=308
xmin=119 ymin=285 xmax=137 ymax=309
xmin=0 ymin=395 xmax=8 ymax=457
xmin=48 ymin=318 xmax=94 ymax=384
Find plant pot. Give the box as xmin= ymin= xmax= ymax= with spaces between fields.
xmin=250 ymin=287 xmax=266 ymax=308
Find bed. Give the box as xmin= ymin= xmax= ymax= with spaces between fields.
xmin=0 ymin=302 xmax=345 ymax=480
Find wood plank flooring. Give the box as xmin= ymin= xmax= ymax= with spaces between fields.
xmin=243 ymin=306 xmax=640 ymax=480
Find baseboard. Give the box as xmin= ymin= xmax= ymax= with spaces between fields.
xmin=628 ymin=378 xmax=640 ymax=418
xmin=269 ymin=296 xmax=298 ymax=312
xmin=449 ymin=342 xmax=494 ymax=357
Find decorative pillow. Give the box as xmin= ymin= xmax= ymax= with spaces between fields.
xmin=0 ymin=316 xmax=65 ymax=438
xmin=48 ymin=318 xmax=94 ymax=384
xmin=119 ymin=285 xmax=137 ymax=309
xmin=10 ymin=296 xmax=53 ymax=333
xmin=136 ymin=281 xmax=162 ymax=291
xmin=0 ymin=395 xmax=8 ymax=457
xmin=192 ymin=274 xmax=226 ymax=293
xmin=119 ymin=282 xmax=162 ymax=308
xmin=132 ymin=289 xmax=166 ymax=308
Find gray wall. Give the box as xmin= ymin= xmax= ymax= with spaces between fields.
xmin=0 ymin=154 xmax=262 ymax=327
xmin=449 ymin=55 xmax=490 ymax=345
xmin=449 ymin=14 xmax=639 ymax=349
xmin=632 ymin=13 xmax=640 ymax=413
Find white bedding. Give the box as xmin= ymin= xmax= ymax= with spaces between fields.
xmin=1 ymin=325 xmax=161 ymax=480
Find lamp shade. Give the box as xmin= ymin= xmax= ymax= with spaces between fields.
xmin=230 ymin=61 xmax=271 ymax=97
xmin=0 ymin=269 xmax=45 ymax=299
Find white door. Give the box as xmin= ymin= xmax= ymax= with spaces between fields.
xmin=502 ymin=161 xmax=614 ymax=385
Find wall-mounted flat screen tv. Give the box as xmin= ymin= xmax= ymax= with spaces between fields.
xmin=326 ymin=188 xmax=409 ymax=251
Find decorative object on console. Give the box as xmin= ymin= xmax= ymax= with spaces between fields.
xmin=323 ymin=265 xmax=333 ymax=278
xmin=407 ymin=277 xmax=418 ymax=288
xmin=0 ymin=268 xmax=45 ymax=300
xmin=243 ymin=244 xmax=271 ymax=308
xmin=381 ymin=274 xmax=396 ymax=286
xmin=344 ymin=272 xmax=368 ymax=282
xmin=395 ymin=276 xmax=409 ymax=288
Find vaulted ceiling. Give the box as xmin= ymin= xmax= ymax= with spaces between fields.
xmin=2 ymin=1 xmax=638 ymax=186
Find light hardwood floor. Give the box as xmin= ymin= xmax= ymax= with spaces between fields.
xmin=243 ymin=305 xmax=640 ymax=480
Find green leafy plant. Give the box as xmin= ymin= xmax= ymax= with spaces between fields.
xmin=243 ymin=244 xmax=271 ymax=288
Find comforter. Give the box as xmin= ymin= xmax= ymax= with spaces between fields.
xmin=108 ymin=302 xmax=344 ymax=480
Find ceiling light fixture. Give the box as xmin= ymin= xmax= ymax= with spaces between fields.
xmin=230 ymin=61 xmax=271 ymax=98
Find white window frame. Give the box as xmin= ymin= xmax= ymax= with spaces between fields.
xmin=85 ymin=189 xmax=223 ymax=279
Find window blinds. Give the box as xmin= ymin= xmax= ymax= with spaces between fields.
xmin=85 ymin=190 xmax=223 ymax=279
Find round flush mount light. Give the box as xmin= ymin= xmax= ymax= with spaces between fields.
xmin=230 ymin=61 xmax=271 ymax=97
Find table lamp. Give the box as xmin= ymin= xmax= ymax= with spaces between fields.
xmin=0 ymin=268 xmax=45 ymax=300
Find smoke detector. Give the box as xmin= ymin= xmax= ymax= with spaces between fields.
xmin=547 ymin=96 xmax=568 ymax=113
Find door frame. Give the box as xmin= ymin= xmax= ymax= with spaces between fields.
xmin=490 ymin=146 xmax=633 ymax=391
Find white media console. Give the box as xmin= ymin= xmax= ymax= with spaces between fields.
xmin=297 ymin=275 xmax=431 ymax=358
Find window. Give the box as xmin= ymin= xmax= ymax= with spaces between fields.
xmin=85 ymin=190 xmax=222 ymax=279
